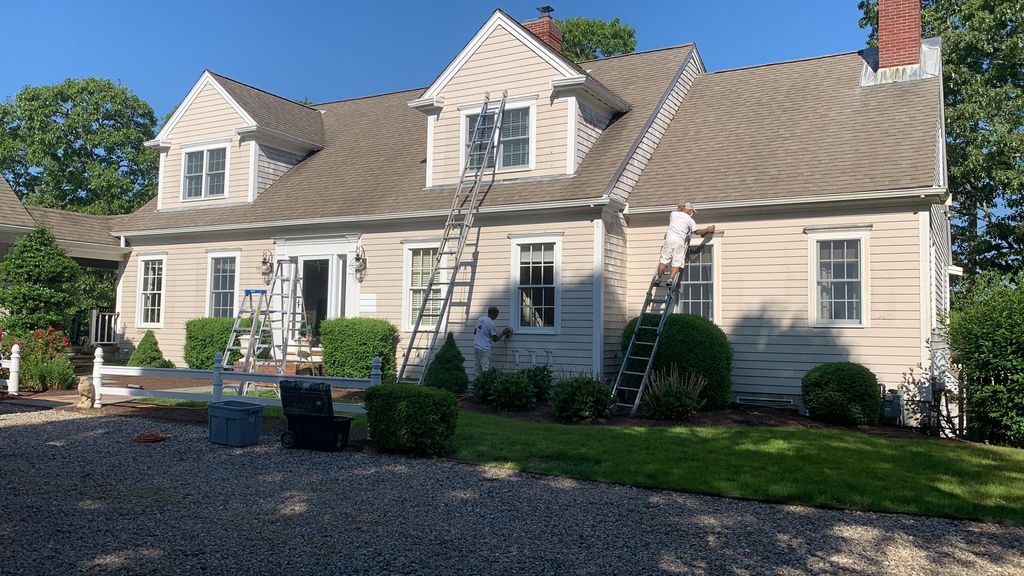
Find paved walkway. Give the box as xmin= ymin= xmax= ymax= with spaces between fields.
xmin=1 ymin=404 xmax=1021 ymax=575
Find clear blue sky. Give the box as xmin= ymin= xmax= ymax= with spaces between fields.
xmin=2 ymin=1 xmax=869 ymax=119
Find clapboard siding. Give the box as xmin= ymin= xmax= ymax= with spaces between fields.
xmin=626 ymin=203 xmax=928 ymax=402
xmin=577 ymin=101 xmax=610 ymax=168
xmin=257 ymin=145 xmax=305 ymax=197
xmin=602 ymin=208 xmax=628 ymax=376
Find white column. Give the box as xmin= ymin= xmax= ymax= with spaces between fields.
xmin=8 ymin=344 xmax=20 ymax=396
xmin=92 ymin=346 xmax=104 ymax=408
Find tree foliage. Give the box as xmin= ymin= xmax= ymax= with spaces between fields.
xmin=859 ymin=0 xmax=1024 ymax=274
xmin=422 ymin=332 xmax=469 ymax=394
xmin=0 ymin=78 xmax=159 ymax=215
xmin=128 ymin=330 xmax=175 ymax=369
xmin=556 ymin=16 xmax=637 ymax=62
xmin=0 ymin=227 xmax=83 ymax=331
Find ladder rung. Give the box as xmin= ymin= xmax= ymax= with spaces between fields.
xmin=626 ymin=355 xmax=651 ymax=361
xmin=638 ymin=326 xmax=659 ymax=330
xmin=622 ymin=370 xmax=648 ymax=376
xmin=616 ymin=387 xmax=641 ymax=393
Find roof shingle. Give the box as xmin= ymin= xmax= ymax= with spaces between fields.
xmin=0 ymin=177 xmax=36 ymax=229
xmin=209 ymin=72 xmax=325 ymax=148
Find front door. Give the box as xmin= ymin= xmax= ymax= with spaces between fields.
xmin=300 ymin=258 xmax=330 ymax=343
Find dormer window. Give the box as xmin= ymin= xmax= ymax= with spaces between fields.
xmin=182 ymin=143 xmax=228 ymax=200
xmin=463 ymin=103 xmax=534 ymax=172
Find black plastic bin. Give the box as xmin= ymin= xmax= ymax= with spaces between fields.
xmin=279 ymin=380 xmax=353 ymax=452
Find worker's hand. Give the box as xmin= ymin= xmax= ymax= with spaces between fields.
xmin=708 ymin=225 xmax=716 ymax=233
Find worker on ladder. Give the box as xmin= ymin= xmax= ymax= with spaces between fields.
xmin=657 ymin=202 xmax=716 ymax=284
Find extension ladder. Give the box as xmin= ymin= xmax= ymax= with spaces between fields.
xmin=222 ymin=257 xmax=316 ymax=394
xmin=398 ymin=92 xmax=509 ymax=383
xmin=612 ymin=272 xmax=684 ymax=416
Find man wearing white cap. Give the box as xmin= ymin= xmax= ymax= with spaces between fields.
xmin=657 ymin=202 xmax=716 ymax=282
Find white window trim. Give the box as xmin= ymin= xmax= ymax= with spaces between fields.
xmin=459 ymin=99 xmax=537 ymax=176
xmin=136 ymin=254 xmax=167 ymax=329
xmin=676 ymin=235 xmax=722 ymax=323
xmin=205 ymin=250 xmax=241 ymax=319
xmin=402 ymin=240 xmax=447 ymax=332
xmin=509 ymin=234 xmax=562 ymax=335
xmin=180 ymin=140 xmax=231 ymax=201
xmin=806 ymin=228 xmax=871 ymax=328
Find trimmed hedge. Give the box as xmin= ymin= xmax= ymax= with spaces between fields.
xmin=423 ymin=333 xmax=468 ymax=394
xmin=622 ymin=314 xmax=733 ymax=409
xmin=184 ymin=318 xmax=239 ymax=369
xmin=473 ymin=368 xmax=503 ymax=403
xmin=487 ymin=371 xmax=535 ymax=411
xmin=321 ymin=318 xmax=398 ymax=380
xmin=551 ymin=375 xmax=615 ymax=423
xmin=128 ymin=330 xmax=174 ymax=368
xmin=801 ymin=361 xmax=880 ymax=425
xmin=364 ymin=383 xmax=458 ymax=456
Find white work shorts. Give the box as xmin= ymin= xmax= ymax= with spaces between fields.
xmin=474 ymin=347 xmax=491 ymax=377
xmin=659 ymin=238 xmax=689 ymax=268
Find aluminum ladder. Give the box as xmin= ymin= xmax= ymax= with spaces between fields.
xmin=611 ymin=272 xmax=684 ymax=416
xmin=398 ymin=92 xmax=508 ymax=383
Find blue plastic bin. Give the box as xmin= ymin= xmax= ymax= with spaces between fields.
xmin=208 ymin=400 xmax=263 ymax=447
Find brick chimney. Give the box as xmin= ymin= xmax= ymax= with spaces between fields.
xmin=878 ymin=0 xmax=921 ymax=69
xmin=524 ymin=6 xmax=562 ymax=53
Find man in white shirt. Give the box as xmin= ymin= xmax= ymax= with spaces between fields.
xmin=473 ymin=306 xmax=513 ymax=376
xmin=657 ymin=202 xmax=716 ymax=281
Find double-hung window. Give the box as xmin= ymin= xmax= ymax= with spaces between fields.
xmin=183 ymin=145 xmax=227 ymax=199
xmin=208 ymin=254 xmax=238 ymax=318
xmin=677 ymin=245 xmax=715 ymax=320
xmin=511 ymin=235 xmax=561 ymax=333
xmin=405 ymin=246 xmax=443 ymax=330
xmin=465 ymin=106 xmax=531 ymax=171
xmin=138 ymin=256 xmax=166 ymax=328
xmin=806 ymin=227 xmax=871 ymax=326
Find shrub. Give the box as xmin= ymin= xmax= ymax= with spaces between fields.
xmin=422 ymin=333 xmax=468 ymax=394
xmin=364 ymin=383 xmax=458 ymax=456
xmin=0 ymin=227 xmax=83 ymax=332
xmin=801 ymin=362 xmax=880 ymax=425
xmin=127 ymin=330 xmax=175 ymax=368
xmin=487 ymin=371 xmax=536 ymax=411
xmin=641 ymin=365 xmax=706 ymax=420
xmin=0 ymin=327 xmax=75 ymax=391
xmin=184 ymin=318 xmax=239 ymax=369
xmin=622 ymin=314 xmax=733 ymax=410
xmin=948 ymin=271 xmax=1024 ymax=446
xmin=521 ymin=364 xmax=553 ymax=400
xmin=473 ymin=368 xmax=502 ymax=403
xmin=321 ymin=317 xmax=398 ymax=379
xmin=551 ymin=375 xmax=615 ymax=423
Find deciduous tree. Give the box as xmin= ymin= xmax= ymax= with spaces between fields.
xmin=556 ymin=16 xmax=637 ymax=62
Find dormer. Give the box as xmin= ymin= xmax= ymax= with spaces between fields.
xmin=145 ymin=71 xmax=324 ymax=211
xmin=410 ymin=9 xmax=629 ymax=188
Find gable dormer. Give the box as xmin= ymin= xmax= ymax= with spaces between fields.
xmin=146 ymin=71 xmax=323 ymax=211
xmin=410 ymin=10 xmax=629 ymax=187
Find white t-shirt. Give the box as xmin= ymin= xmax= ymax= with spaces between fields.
xmin=474 ymin=315 xmax=498 ymax=351
xmin=666 ymin=210 xmax=697 ymax=245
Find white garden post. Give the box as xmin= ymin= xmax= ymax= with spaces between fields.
xmin=92 ymin=346 xmax=104 ymax=408
xmin=212 ymin=352 xmax=224 ymax=402
xmin=8 ymin=344 xmax=20 ymax=396
xmin=370 ymin=356 xmax=382 ymax=386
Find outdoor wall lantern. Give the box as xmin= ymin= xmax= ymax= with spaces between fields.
xmin=353 ymin=244 xmax=367 ymax=283
xmin=260 ymin=250 xmax=275 ymax=285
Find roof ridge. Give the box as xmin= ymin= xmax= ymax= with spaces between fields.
xmin=578 ymin=43 xmax=696 ymax=64
xmin=707 ymin=48 xmax=864 ymax=75
xmin=26 ymin=205 xmax=120 ymax=219
xmin=206 ymin=70 xmax=322 ymax=113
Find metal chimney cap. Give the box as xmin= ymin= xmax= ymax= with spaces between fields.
xmin=537 ymin=6 xmax=555 ymax=15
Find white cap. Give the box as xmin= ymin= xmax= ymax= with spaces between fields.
xmin=683 ymin=202 xmax=697 ymax=213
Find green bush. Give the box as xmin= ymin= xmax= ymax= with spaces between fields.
xmin=521 ymin=364 xmax=553 ymax=400
xmin=364 ymin=383 xmax=458 ymax=456
xmin=801 ymin=362 xmax=880 ymax=425
xmin=1 ymin=327 xmax=75 ymax=391
xmin=551 ymin=375 xmax=615 ymax=423
xmin=487 ymin=371 xmax=536 ymax=411
xmin=184 ymin=318 xmax=239 ymax=369
xmin=321 ymin=317 xmax=398 ymax=379
xmin=0 ymin=227 xmax=83 ymax=332
xmin=127 ymin=330 xmax=174 ymax=368
xmin=473 ymin=368 xmax=502 ymax=403
xmin=423 ymin=333 xmax=468 ymax=393
xmin=641 ymin=365 xmax=706 ymax=420
xmin=948 ymin=271 xmax=1024 ymax=446
xmin=622 ymin=314 xmax=733 ymax=410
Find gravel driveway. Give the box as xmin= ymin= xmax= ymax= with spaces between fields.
xmin=1 ymin=404 xmax=1021 ymax=575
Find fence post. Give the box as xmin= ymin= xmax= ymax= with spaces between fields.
xmin=7 ymin=344 xmax=20 ymax=396
xmin=92 ymin=346 xmax=104 ymax=408
xmin=370 ymin=356 xmax=382 ymax=386
xmin=212 ymin=352 xmax=224 ymax=402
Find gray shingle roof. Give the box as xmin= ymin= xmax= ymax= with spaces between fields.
xmin=209 ymin=71 xmax=325 ymax=148
xmin=0 ymin=177 xmax=36 ymax=229
xmin=25 ymin=206 xmax=119 ymax=246
xmin=113 ymin=45 xmax=695 ymax=233
xmin=629 ymin=50 xmax=943 ymax=208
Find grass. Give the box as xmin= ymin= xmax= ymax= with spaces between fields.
xmin=453 ymin=410 xmax=1024 ymax=524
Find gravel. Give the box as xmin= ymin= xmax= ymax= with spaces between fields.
xmin=1 ymin=404 xmax=1021 ymax=576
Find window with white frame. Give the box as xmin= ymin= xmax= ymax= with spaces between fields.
xmin=815 ymin=239 xmax=863 ymax=324
xmin=182 ymin=146 xmax=227 ymax=199
xmin=677 ymin=245 xmax=714 ymax=320
xmin=465 ymin=106 xmax=531 ymax=170
xmin=208 ymin=255 xmax=237 ymax=318
xmin=138 ymin=257 xmax=165 ymax=327
xmin=407 ymin=247 xmax=442 ymax=329
xmin=512 ymin=237 xmax=560 ymax=332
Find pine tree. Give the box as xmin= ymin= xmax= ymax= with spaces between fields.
xmin=127 ymin=330 xmax=175 ymax=368
xmin=422 ymin=332 xmax=469 ymax=394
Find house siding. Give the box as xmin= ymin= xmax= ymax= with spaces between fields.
xmin=930 ymin=202 xmax=951 ymax=331
xmin=577 ymin=100 xmax=610 ymax=168
xmin=626 ymin=202 xmax=927 ymax=404
xmin=431 ymin=24 xmax=569 ymax=185
xmin=602 ymin=208 xmax=628 ymax=376
xmin=160 ymin=83 xmax=251 ymax=210
xmin=257 ymin=144 xmax=305 ymax=197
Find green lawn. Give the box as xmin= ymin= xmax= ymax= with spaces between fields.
xmin=453 ymin=410 xmax=1024 ymax=523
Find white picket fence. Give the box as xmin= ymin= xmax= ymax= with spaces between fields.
xmin=91 ymin=348 xmax=380 ymax=414
xmin=0 ymin=344 xmax=21 ymax=395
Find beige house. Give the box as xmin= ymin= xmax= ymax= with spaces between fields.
xmin=2 ymin=2 xmax=954 ymax=410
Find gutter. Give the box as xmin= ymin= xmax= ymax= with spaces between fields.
xmin=624 ymin=187 xmax=949 ymax=215
xmin=550 ymin=76 xmax=631 ymax=112
xmin=0 ymin=224 xmax=35 ymax=235
xmin=235 ymin=125 xmax=324 ymax=151
xmin=113 ymin=196 xmax=610 ymax=237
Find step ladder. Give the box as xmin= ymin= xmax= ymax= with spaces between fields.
xmin=612 ymin=272 xmax=684 ymax=416
xmin=398 ymin=91 xmax=508 ymax=383
xmin=222 ymin=257 xmax=317 ymax=395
